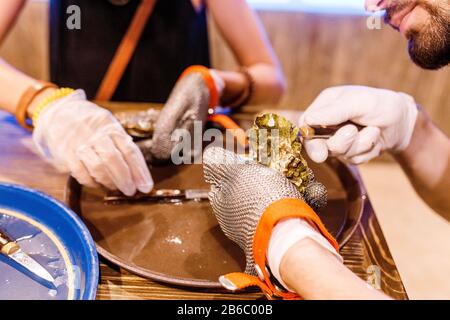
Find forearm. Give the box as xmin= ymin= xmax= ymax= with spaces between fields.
xmin=0 ymin=59 xmax=57 ymax=117
xmin=208 ymin=0 xmax=285 ymax=107
xmin=280 ymin=238 xmax=391 ymax=300
xmin=0 ymin=0 xmax=25 ymax=44
xmin=215 ymin=64 xmax=285 ymax=106
xmin=394 ymin=107 xmax=450 ymax=218
xmin=0 ymin=58 xmax=35 ymax=113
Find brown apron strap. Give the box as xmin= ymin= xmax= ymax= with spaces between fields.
xmin=95 ymin=0 xmax=157 ymax=101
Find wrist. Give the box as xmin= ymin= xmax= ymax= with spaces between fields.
xmin=267 ymin=218 xmax=342 ymax=292
xmin=280 ymin=237 xmax=353 ymax=299
xmin=30 ymin=87 xmax=77 ymax=128
xmin=27 ymin=87 xmax=59 ymax=119
xmin=390 ymin=92 xmax=419 ymax=152
xmin=395 ymin=105 xmax=430 ymax=161
xmin=280 ymin=238 xmax=333 ymax=294
xmin=217 ymin=70 xmax=251 ymax=107
xmin=208 ymin=69 xmax=225 ymax=97
xmin=15 ymin=81 xmax=58 ymax=130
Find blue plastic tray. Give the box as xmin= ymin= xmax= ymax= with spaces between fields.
xmin=0 ymin=183 xmax=98 ymax=300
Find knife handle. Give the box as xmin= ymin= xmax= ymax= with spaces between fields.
xmin=0 ymin=230 xmax=20 ymax=255
xmin=300 ymin=121 xmax=365 ymax=139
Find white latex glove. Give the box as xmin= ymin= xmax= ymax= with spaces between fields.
xmin=267 ymin=218 xmax=343 ymax=292
xmin=33 ymin=90 xmax=154 ymax=196
xmin=298 ymin=86 xmax=418 ymax=165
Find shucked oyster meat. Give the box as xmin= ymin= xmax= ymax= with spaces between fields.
xmin=249 ymin=113 xmax=327 ymax=211
xmin=115 ymin=109 xmax=160 ymax=139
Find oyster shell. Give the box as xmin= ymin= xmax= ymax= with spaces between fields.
xmin=116 ymin=109 xmax=160 ymax=139
xmin=249 ymin=113 xmax=311 ymax=194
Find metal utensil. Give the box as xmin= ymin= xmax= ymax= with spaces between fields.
xmin=0 ymin=228 xmax=55 ymax=284
xmin=298 ymin=122 xmax=365 ymax=140
xmin=104 ymin=189 xmax=210 ymax=204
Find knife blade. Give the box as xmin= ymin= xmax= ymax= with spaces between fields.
xmin=0 ymin=229 xmax=55 ymax=284
xmin=104 ymin=189 xmax=211 ymax=204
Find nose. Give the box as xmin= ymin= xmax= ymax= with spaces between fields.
xmin=365 ymin=0 xmax=388 ymax=12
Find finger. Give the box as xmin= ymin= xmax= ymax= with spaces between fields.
xmin=77 ymin=145 xmax=116 ymax=190
xmin=303 ymin=87 xmax=368 ymax=127
xmin=304 ymin=139 xmax=329 ymax=163
xmin=303 ymin=88 xmax=351 ymax=126
xmin=309 ymin=87 xmax=345 ymax=110
xmin=348 ymin=142 xmax=383 ymax=165
xmin=345 ymin=126 xmax=381 ymax=158
xmin=298 ymin=112 xmax=307 ymax=128
xmin=66 ymin=157 xmax=100 ymax=189
xmin=304 ymin=105 xmax=355 ymax=127
xmin=326 ymin=125 xmax=359 ymax=156
xmin=203 ymin=146 xmax=249 ymax=187
xmin=110 ymin=132 xmax=154 ymax=194
xmin=91 ymin=135 xmax=136 ymax=196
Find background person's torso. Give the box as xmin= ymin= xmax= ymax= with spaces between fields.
xmin=50 ymin=0 xmax=210 ymax=103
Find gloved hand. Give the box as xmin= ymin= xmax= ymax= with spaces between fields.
xmin=298 ymin=86 xmax=418 ymax=165
xmin=138 ymin=66 xmax=224 ymax=163
xmin=203 ymin=147 xmax=340 ymax=297
xmin=33 ymin=90 xmax=154 ymax=196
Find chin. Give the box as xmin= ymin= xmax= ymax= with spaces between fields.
xmin=408 ymin=38 xmax=450 ymax=70
xmin=406 ymin=20 xmax=450 ymax=69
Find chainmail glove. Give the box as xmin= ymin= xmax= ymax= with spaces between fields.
xmin=203 ymin=147 xmax=339 ymax=298
xmin=203 ymin=146 xmax=304 ymax=276
xmin=138 ymin=66 xmax=223 ymax=163
xmin=304 ymin=168 xmax=328 ymax=212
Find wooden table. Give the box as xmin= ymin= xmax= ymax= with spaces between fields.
xmin=0 ymin=103 xmax=408 ymax=300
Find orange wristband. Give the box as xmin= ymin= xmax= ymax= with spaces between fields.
xmin=15 ymin=81 xmax=58 ymax=131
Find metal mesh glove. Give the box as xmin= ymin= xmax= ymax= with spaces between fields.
xmin=138 ymin=66 xmax=223 ymax=163
xmin=203 ymin=147 xmax=304 ymax=276
xmin=304 ymin=168 xmax=327 ymax=212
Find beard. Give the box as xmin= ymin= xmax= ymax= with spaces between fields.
xmin=385 ymin=0 xmax=450 ymax=70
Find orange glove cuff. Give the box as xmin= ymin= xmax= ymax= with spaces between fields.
xmin=178 ymin=65 xmax=219 ymax=108
xmin=221 ymin=198 xmax=339 ymax=300
xmin=179 ymin=65 xmax=249 ymax=148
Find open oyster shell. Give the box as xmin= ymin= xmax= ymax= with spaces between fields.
xmin=115 ymin=109 xmax=160 ymax=139
xmin=249 ymin=113 xmax=327 ymax=210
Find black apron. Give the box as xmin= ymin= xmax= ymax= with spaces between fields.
xmin=50 ymin=0 xmax=211 ymax=103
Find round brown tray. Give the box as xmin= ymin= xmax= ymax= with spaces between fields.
xmin=65 ymin=158 xmax=364 ymax=289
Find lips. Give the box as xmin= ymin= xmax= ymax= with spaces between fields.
xmin=365 ymin=0 xmax=388 ymax=12
xmin=388 ymin=4 xmax=416 ymax=31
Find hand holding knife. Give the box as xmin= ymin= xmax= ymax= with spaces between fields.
xmin=298 ymin=121 xmax=365 ymax=140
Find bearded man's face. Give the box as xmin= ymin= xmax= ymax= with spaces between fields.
xmin=367 ymin=0 xmax=450 ymax=69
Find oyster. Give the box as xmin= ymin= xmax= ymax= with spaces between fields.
xmin=115 ymin=109 xmax=160 ymax=139
xmin=249 ymin=113 xmax=327 ymax=212
xmin=249 ymin=113 xmax=311 ymax=193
